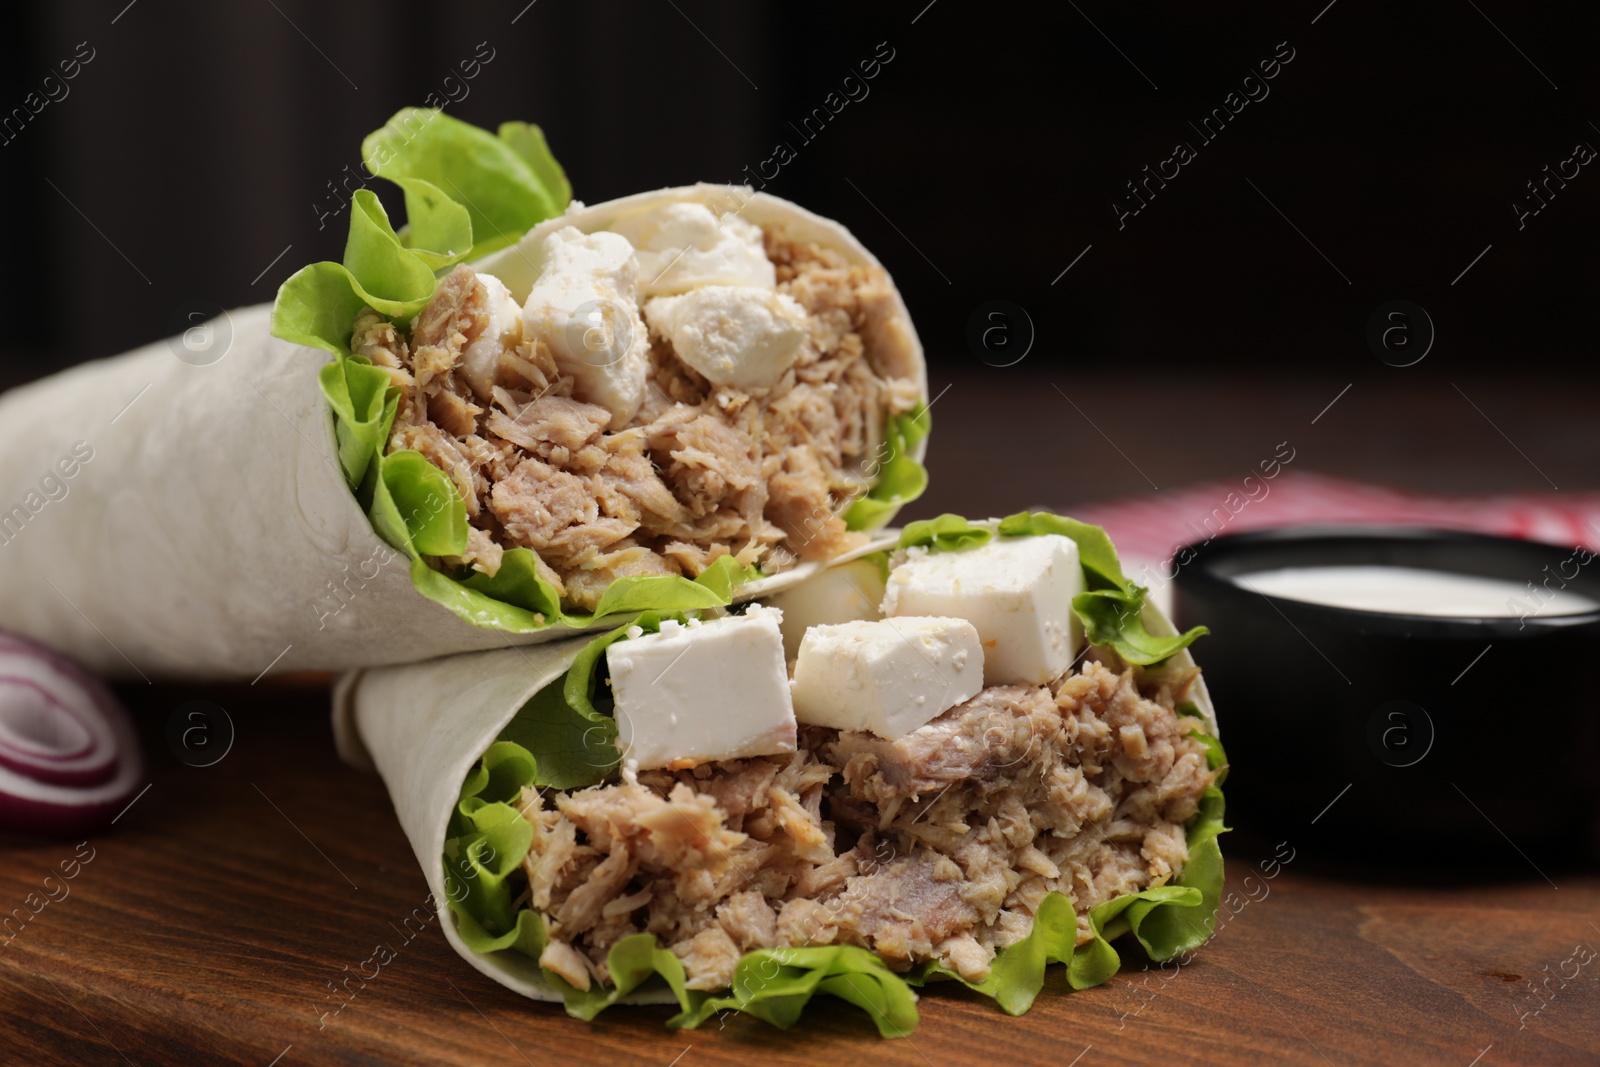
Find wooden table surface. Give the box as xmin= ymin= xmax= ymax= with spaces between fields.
xmin=4 ymin=371 xmax=1599 ymax=1065
xmin=4 ymin=681 xmax=1597 ymax=1067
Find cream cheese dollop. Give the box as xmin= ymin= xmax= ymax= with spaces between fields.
xmin=642 ymin=285 xmax=806 ymax=391
xmin=460 ymin=272 xmax=524 ymax=401
xmin=521 ymin=226 xmax=651 ymax=426
xmin=611 ymin=201 xmax=775 ymax=297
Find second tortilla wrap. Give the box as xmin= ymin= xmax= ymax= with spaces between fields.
xmin=335 ymin=515 xmax=1223 ymax=1027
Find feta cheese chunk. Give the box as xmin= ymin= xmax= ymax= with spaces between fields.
xmin=881 ymin=535 xmax=1085 ymax=686
xmin=607 ymin=606 xmax=796 ymax=770
xmin=764 ymin=557 xmax=886 ymax=663
xmin=790 ymin=617 xmax=984 ymax=739
xmin=522 ymin=226 xmax=650 ymax=426
xmin=643 ymin=286 xmax=806 ymax=390
xmin=610 ymin=201 xmax=776 ymax=296
xmin=460 ymin=272 xmax=523 ymax=401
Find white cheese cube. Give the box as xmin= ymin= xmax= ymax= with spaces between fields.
xmin=791 ymin=617 xmax=984 ymax=739
xmin=643 ymin=286 xmax=806 ymax=391
xmin=522 ymin=226 xmax=651 ymax=427
xmin=764 ymin=557 xmax=886 ymax=663
xmin=460 ymin=272 xmax=524 ymax=401
xmin=607 ymin=606 xmax=796 ymax=770
xmin=610 ymin=202 xmax=776 ymax=296
xmin=881 ymin=535 xmax=1085 ymax=686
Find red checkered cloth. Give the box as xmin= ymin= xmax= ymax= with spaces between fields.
xmin=1071 ymin=473 xmax=1600 ymax=609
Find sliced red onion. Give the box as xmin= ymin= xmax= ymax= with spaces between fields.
xmin=0 ymin=633 xmax=143 ymax=837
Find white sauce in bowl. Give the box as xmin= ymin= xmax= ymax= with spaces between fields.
xmin=1234 ymin=564 xmax=1600 ymax=617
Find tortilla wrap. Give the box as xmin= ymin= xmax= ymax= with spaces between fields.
xmin=334 ymin=535 xmax=1217 ymax=1008
xmin=0 ymin=186 xmax=927 ymax=682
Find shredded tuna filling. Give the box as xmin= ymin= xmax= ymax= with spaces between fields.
xmin=514 ymin=649 xmax=1215 ymax=993
xmin=356 ymin=228 xmax=922 ymax=611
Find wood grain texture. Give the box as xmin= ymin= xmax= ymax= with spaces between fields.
xmin=2 ymin=679 xmax=1596 ymax=1066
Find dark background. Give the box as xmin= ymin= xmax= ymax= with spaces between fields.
xmin=3 ymin=11 xmax=1598 ymax=1060
xmin=2 ymin=0 xmax=1596 ymax=506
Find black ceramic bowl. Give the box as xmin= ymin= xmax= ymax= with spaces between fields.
xmin=1172 ymin=526 xmax=1600 ymax=865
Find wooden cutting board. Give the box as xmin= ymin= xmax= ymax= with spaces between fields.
xmin=1 ymin=681 xmax=1595 ymax=1066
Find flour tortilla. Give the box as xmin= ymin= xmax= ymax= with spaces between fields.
xmin=333 ymin=575 xmax=1215 ymax=1005
xmin=0 ymin=186 xmax=926 ymax=681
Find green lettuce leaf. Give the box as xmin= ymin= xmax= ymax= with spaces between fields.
xmin=368 ymin=449 xmax=469 ymax=559
xmin=408 ymin=559 xmax=557 ymax=631
xmin=684 ymin=554 xmax=763 ymax=602
xmin=497 ymin=684 xmax=618 ymax=791
xmin=317 ymin=357 xmax=395 ymax=486
xmin=460 ymin=548 xmax=563 ymax=621
xmin=541 ymin=935 xmax=923 ymax=1037
xmin=273 ymin=110 xmax=567 ymax=355
xmin=342 ymin=189 xmax=442 ymax=313
xmin=443 ymin=791 xmax=535 ymax=940
xmin=271 ymin=262 xmax=373 ymax=359
xmin=411 ymin=554 xmax=757 ymax=635
xmin=392 ymin=177 xmax=474 ymax=271
xmin=1072 ymin=588 xmax=1208 ymax=666
xmin=562 ymin=614 xmax=651 ymax=726
xmin=996 ymin=510 xmax=1129 ymax=591
xmin=445 ymin=739 xmax=545 ymax=945
xmin=1188 ymin=728 xmax=1229 ymax=786
xmin=450 ymin=905 xmax=546 ymax=959
xmin=1119 ymin=734 xmax=1229 ymax=960
xmin=277 ymin=112 xmax=552 ymax=616
xmin=897 ymin=513 xmax=993 ymax=553
xmin=455 ymin=739 xmax=539 ymax=820
xmin=1067 ymin=884 xmax=1203 ymax=989
xmin=908 ymin=890 xmax=1077 ymax=1015
xmin=362 ymin=108 xmax=569 ymax=259
xmin=497 ymin=613 xmax=669 ymax=790
xmin=994 ymin=511 xmax=1209 ymax=665
xmin=547 ymin=935 xmax=923 ymax=1037
xmin=499 ymin=121 xmax=572 ymax=210
xmin=671 ymin=944 xmax=920 ymax=1037
xmin=589 ymin=575 xmax=726 ymax=621
xmin=272 ymin=190 xmax=444 ymax=358
xmin=846 ymin=407 xmax=931 ymax=531
xmin=549 ymin=934 xmax=697 ymax=1021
